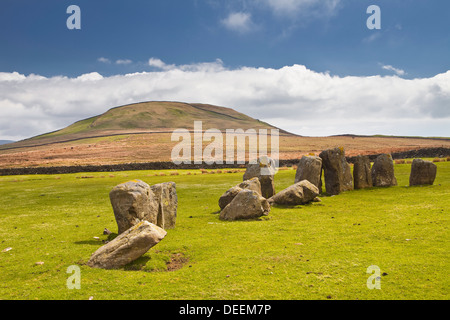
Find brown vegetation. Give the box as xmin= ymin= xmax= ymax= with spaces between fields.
xmin=1 ymin=101 xmax=449 ymax=169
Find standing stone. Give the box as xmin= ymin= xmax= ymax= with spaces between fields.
xmin=268 ymin=180 xmax=319 ymax=206
xmin=319 ymin=147 xmax=353 ymax=195
xmin=243 ymin=156 xmax=276 ymax=199
xmin=371 ymin=154 xmax=398 ymax=187
xmin=218 ymin=178 xmax=261 ymax=210
xmin=409 ymin=159 xmax=437 ymax=186
xmin=87 ymin=221 xmax=167 ymax=269
xmin=294 ymin=156 xmax=323 ymax=191
xmin=109 ymin=180 xmax=159 ymax=234
xmin=353 ymin=155 xmax=373 ymax=189
xmin=150 ymin=182 xmax=178 ymax=229
xmin=219 ymin=189 xmax=270 ymax=221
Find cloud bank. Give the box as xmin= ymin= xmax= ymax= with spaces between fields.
xmin=0 ymin=60 xmax=449 ymax=140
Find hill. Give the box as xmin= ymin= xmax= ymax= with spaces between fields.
xmin=0 ymin=101 xmax=449 ymax=169
xmin=3 ymin=101 xmax=288 ymax=150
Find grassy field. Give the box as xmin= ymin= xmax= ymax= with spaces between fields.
xmin=0 ymin=160 xmax=448 ymax=300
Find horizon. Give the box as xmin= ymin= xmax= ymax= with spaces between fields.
xmin=1 ymin=1 xmax=449 ymax=140
xmin=2 ymin=98 xmax=449 ymax=145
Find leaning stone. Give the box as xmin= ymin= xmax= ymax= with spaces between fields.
xmin=409 ymin=159 xmax=437 ymax=186
xmin=219 ymin=190 xmax=270 ymax=221
xmin=295 ymin=155 xmax=323 ymax=191
xmin=353 ymin=155 xmax=373 ymax=189
xmin=109 ymin=180 xmax=159 ymax=234
xmin=87 ymin=221 xmax=167 ymax=269
xmin=243 ymin=156 xmax=276 ymax=198
xmin=319 ymin=147 xmax=353 ymax=195
xmin=371 ymin=154 xmax=398 ymax=187
xmin=268 ymin=180 xmax=319 ymax=206
xmin=150 ymin=182 xmax=178 ymax=229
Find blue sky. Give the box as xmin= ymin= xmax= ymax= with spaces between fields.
xmin=0 ymin=0 xmax=449 ymax=140
xmin=1 ymin=0 xmax=449 ymax=78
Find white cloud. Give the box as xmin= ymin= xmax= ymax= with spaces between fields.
xmin=148 ymin=57 xmax=225 ymax=72
xmin=0 ymin=72 xmax=27 ymax=82
xmin=97 ymin=57 xmax=111 ymax=64
xmin=0 ymin=61 xmax=449 ymax=140
xmin=148 ymin=57 xmax=174 ymax=70
xmin=259 ymin=0 xmax=341 ymax=17
xmin=221 ymin=12 xmax=256 ymax=33
xmin=75 ymin=72 xmax=104 ymax=82
xmin=116 ymin=59 xmax=133 ymax=65
xmin=381 ymin=64 xmax=406 ymax=76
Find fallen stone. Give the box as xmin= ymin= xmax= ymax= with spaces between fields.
xmin=319 ymin=147 xmax=353 ymax=195
xmin=219 ymin=189 xmax=270 ymax=221
xmin=87 ymin=221 xmax=167 ymax=269
xmin=371 ymin=154 xmax=398 ymax=187
xmin=268 ymin=180 xmax=319 ymax=206
xmin=109 ymin=180 xmax=159 ymax=234
xmin=409 ymin=159 xmax=437 ymax=186
xmin=299 ymin=180 xmax=320 ymax=203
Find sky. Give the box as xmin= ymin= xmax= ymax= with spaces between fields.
xmin=0 ymin=0 xmax=449 ymax=140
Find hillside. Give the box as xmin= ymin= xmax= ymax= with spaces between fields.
xmin=0 ymin=101 xmax=449 ymax=169
xmin=3 ymin=101 xmax=288 ymax=150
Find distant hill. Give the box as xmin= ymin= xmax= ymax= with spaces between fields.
xmin=0 ymin=101 xmax=449 ymax=169
xmin=2 ymin=101 xmax=292 ymax=150
xmin=0 ymin=140 xmax=15 ymax=145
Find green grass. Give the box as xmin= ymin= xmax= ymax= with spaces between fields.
xmin=0 ymin=162 xmax=448 ymax=300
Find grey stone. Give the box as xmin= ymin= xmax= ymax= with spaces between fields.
xmin=150 ymin=182 xmax=178 ymax=229
xmin=268 ymin=180 xmax=319 ymax=206
xmin=371 ymin=154 xmax=398 ymax=187
xmin=87 ymin=221 xmax=167 ymax=269
xmin=409 ymin=159 xmax=437 ymax=186
xmin=219 ymin=189 xmax=270 ymax=221
xmin=243 ymin=156 xmax=276 ymax=198
xmin=218 ymin=186 xmax=243 ymax=211
xmin=353 ymin=155 xmax=373 ymax=189
xmin=239 ymin=177 xmax=262 ymax=195
xmin=319 ymin=147 xmax=353 ymax=195
xmin=218 ymin=177 xmax=261 ymax=210
xmin=294 ymin=155 xmax=323 ymax=191
xmin=109 ymin=180 xmax=159 ymax=234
